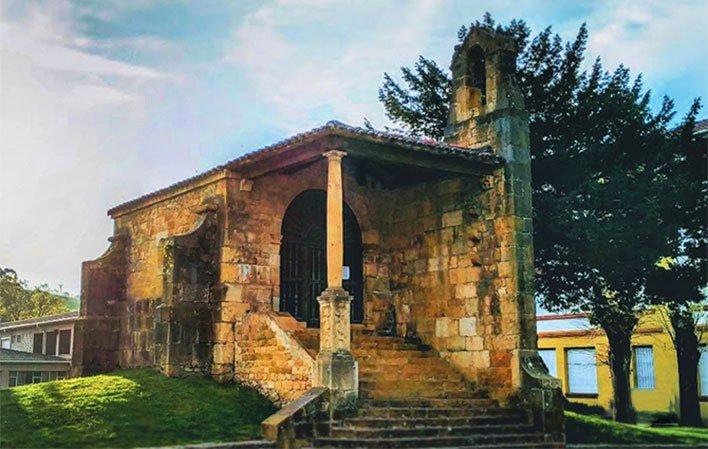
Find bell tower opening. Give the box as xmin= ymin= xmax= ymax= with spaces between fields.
xmin=468 ymin=45 xmax=486 ymax=105
xmin=279 ymin=189 xmax=363 ymax=327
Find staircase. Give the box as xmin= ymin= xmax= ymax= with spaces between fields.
xmin=291 ymin=328 xmax=564 ymax=449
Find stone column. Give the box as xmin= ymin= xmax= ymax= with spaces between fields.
xmin=315 ymin=150 xmax=358 ymax=409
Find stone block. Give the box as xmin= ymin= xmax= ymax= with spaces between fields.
xmin=472 ymin=350 xmax=490 ymax=368
xmin=215 ymin=322 xmax=234 ymax=342
xmin=465 ymin=336 xmax=485 ymax=351
xmin=449 ymin=351 xmax=473 ymax=369
xmin=459 ymin=317 xmax=477 ymax=336
xmin=213 ymin=341 xmax=234 ymax=365
xmin=435 ymin=317 xmax=451 ymax=337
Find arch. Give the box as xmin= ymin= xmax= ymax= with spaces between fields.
xmin=279 ymin=189 xmax=363 ymax=327
xmin=468 ymin=45 xmax=486 ymax=104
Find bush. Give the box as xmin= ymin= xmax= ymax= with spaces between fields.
xmin=565 ymin=400 xmax=610 ymax=417
xmin=646 ymin=411 xmax=679 ymax=427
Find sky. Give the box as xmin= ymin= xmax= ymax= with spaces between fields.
xmin=1 ymin=0 xmax=707 ymax=296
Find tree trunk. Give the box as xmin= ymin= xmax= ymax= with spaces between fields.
xmin=606 ymin=329 xmax=637 ymax=423
xmin=671 ymin=309 xmax=703 ymax=427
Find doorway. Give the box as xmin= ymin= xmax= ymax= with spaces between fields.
xmin=279 ymin=190 xmax=363 ymax=327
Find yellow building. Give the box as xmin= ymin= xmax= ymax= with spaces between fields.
xmin=537 ymin=311 xmax=708 ymax=423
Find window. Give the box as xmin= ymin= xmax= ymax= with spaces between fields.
xmin=15 ymin=334 xmax=22 ymax=343
xmin=31 ymin=371 xmax=42 ymax=384
xmin=33 ymin=333 xmax=43 ymax=353
xmin=633 ymin=346 xmax=655 ymax=389
xmin=1 ymin=337 xmax=9 ymax=349
xmin=46 ymin=331 xmax=58 ymax=356
xmin=566 ymin=348 xmax=598 ymax=395
xmin=468 ymin=45 xmax=487 ymax=104
xmin=8 ymin=371 xmax=18 ymax=387
xmin=58 ymin=329 xmax=71 ymax=355
xmin=57 ymin=372 xmax=66 ymax=380
xmin=538 ymin=349 xmax=558 ymax=377
xmin=699 ymin=347 xmax=708 ymax=397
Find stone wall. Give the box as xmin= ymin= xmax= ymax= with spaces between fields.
xmin=233 ymin=312 xmax=315 ymax=405
xmin=107 ymin=173 xmax=230 ymax=370
xmin=215 ymin=159 xmax=378 ymax=387
xmin=366 ymin=174 xmax=525 ymax=393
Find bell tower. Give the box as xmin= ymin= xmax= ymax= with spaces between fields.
xmin=444 ymin=26 xmax=527 ymax=153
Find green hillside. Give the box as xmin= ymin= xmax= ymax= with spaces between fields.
xmin=0 ymin=369 xmax=275 ymax=448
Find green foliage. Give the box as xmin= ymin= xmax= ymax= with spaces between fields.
xmin=565 ymin=411 xmax=708 ymax=444
xmin=0 ymin=267 xmax=76 ymax=322
xmin=378 ymin=57 xmax=451 ymax=137
xmin=377 ymin=13 xmax=703 ymax=423
xmin=0 ymin=369 xmax=276 ymax=448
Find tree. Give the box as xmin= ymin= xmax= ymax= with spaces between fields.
xmin=0 ymin=267 xmax=72 ymax=322
xmin=378 ymin=15 xmax=701 ymax=423
xmin=646 ymin=107 xmax=707 ymax=426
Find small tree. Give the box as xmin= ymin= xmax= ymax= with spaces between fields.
xmin=378 ymin=15 xmax=700 ymax=423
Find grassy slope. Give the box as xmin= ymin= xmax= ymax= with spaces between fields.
xmin=3 ymin=370 xmax=707 ymax=448
xmin=566 ymin=411 xmax=708 ymax=445
xmin=0 ymin=369 xmax=276 ymax=449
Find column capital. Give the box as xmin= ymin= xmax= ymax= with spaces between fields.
xmin=322 ymin=150 xmax=347 ymax=161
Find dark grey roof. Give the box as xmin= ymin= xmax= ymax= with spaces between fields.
xmin=0 ymin=311 xmax=79 ymax=330
xmin=0 ymin=348 xmax=70 ymax=364
xmin=695 ymin=118 xmax=708 ymax=136
xmin=108 ymin=120 xmax=501 ymax=216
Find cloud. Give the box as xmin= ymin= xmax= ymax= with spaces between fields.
xmin=0 ymin=0 xmax=176 ymax=293
xmin=224 ymin=0 xmax=446 ymax=132
xmin=586 ymin=0 xmax=708 ymax=82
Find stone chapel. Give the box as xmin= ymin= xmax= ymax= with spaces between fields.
xmin=72 ymin=27 xmax=565 ymax=448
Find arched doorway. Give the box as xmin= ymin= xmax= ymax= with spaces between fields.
xmin=280 ymin=190 xmax=363 ymax=327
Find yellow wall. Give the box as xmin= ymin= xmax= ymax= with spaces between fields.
xmin=537 ymin=310 xmax=708 ymax=423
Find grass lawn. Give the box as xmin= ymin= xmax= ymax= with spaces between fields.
xmin=566 ymin=411 xmax=708 ymax=445
xmin=0 ymin=369 xmax=276 ymax=449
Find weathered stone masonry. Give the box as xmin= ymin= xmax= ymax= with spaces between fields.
xmin=74 ymin=27 xmax=561 ymax=433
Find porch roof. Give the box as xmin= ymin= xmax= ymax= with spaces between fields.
xmin=108 ymin=120 xmax=503 ymax=216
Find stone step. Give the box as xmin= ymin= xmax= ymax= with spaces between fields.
xmin=340 ymin=414 xmax=527 ymax=428
xmin=362 ymin=397 xmax=499 ymax=408
xmin=329 ymin=423 xmax=536 ymax=439
xmin=359 ymin=372 xmax=468 ymax=384
xmin=306 ymin=445 xmax=561 ymax=449
xmin=311 ymin=432 xmax=550 ymax=448
xmin=362 ymin=406 xmax=520 ymax=419
xmin=359 ymin=379 xmax=471 ymax=392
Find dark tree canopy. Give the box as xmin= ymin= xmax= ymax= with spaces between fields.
xmin=378 ymin=14 xmax=703 ymax=423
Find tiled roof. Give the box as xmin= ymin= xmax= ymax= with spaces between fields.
xmin=695 ymin=118 xmax=708 ymax=136
xmin=0 ymin=311 xmax=79 ymax=330
xmin=107 ymin=120 xmax=502 ymax=216
xmin=0 ymin=348 xmax=70 ymax=364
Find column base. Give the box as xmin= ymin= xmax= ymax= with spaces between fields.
xmin=316 ymin=350 xmax=358 ymax=412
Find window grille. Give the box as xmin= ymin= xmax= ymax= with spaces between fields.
xmin=8 ymin=371 xmax=18 ymax=387
xmin=700 ymin=347 xmax=708 ymax=396
xmin=566 ymin=348 xmax=598 ymax=395
xmin=633 ymin=346 xmax=655 ymax=389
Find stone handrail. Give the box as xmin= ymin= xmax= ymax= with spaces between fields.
xmin=261 ymin=387 xmax=329 ymax=449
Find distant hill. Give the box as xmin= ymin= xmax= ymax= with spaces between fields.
xmin=59 ymin=294 xmax=80 ymax=311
